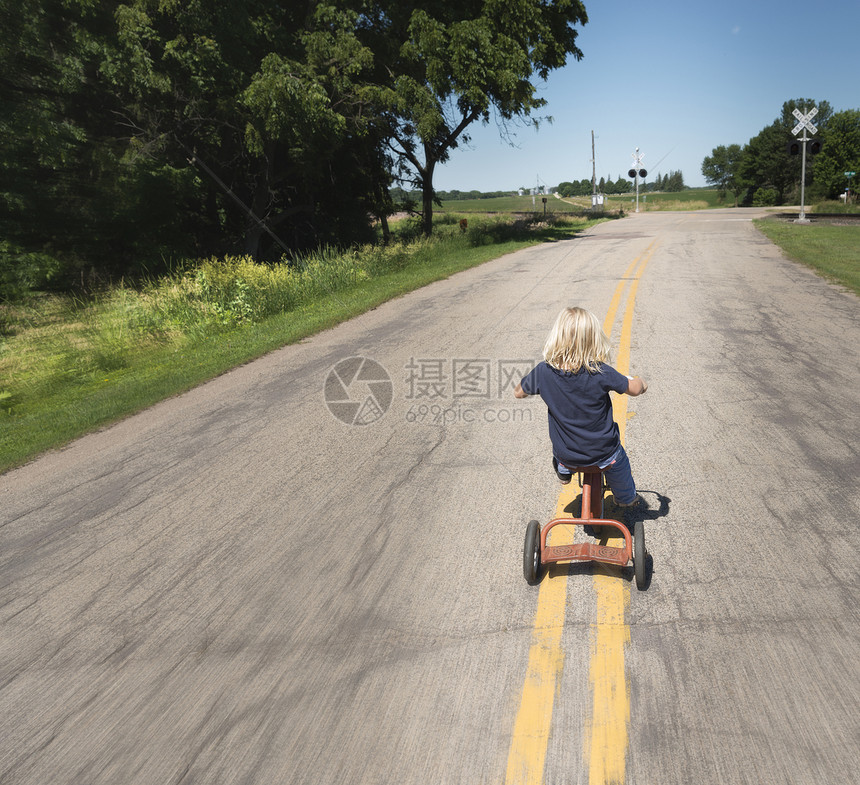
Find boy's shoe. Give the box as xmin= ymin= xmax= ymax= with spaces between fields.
xmin=613 ymin=493 xmax=643 ymax=508
xmin=552 ymin=457 xmax=572 ymax=484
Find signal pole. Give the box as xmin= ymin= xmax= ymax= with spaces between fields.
xmin=791 ymin=107 xmax=818 ymax=223
xmin=629 ymin=148 xmax=647 ymax=213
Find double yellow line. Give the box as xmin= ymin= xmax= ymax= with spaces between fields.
xmin=505 ymin=241 xmax=658 ymax=785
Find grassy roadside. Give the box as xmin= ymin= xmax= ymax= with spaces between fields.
xmin=0 ymin=214 xmax=604 ymax=473
xmin=602 ymin=189 xmax=730 ymax=211
xmin=754 ymin=218 xmax=860 ymax=296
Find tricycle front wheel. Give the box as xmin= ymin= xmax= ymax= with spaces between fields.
xmin=523 ymin=519 xmax=542 ymax=585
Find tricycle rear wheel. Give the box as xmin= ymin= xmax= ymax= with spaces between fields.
xmin=634 ymin=519 xmax=647 ymax=590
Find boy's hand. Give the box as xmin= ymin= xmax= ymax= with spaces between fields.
xmin=514 ymin=383 xmax=529 ymax=399
xmin=626 ymin=376 xmax=648 ymax=396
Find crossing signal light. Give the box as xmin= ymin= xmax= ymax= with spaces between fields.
xmin=787 ymin=141 xmax=801 ymax=156
xmin=639 ymin=169 xmax=647 ymax=178
xmin=808 ymin=140 xmax=821 ymax=155
xmin=628 ymin=169 xmax=637 ymax=178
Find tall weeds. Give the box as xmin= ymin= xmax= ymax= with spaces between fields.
xmin=0 ymin=225 xmax=493 ymax=402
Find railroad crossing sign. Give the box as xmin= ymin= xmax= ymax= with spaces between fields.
xmin=792 ymin=107 xmax=818 ymax=137
xmin=790 ymin=107 xmax=818 ymax=222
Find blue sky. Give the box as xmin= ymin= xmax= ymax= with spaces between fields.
xmin=433 ymin=0 xmax=860 ymax=192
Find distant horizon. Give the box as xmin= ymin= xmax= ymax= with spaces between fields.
xmin=394 ymin=182 xmax=712 ymax=195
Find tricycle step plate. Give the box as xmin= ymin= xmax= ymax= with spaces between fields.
xmin=543 ymin=542 xmax=629 ymax=566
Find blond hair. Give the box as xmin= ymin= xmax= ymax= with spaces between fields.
xmin=542 ymin=307 xmax=611 ymax=373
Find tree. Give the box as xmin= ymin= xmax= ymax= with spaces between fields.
xmin=812 ymin=109 xmax=860 ymax=199
xmin=110 ymin=1 xmax=386 ymax=259
xmin=614 ymin=176 xmax=632 ymax=194
xmin=739 ymin=123 xmax=796 ymax=204
xmin=357 ymin=0 xmax=588 ymax=235
xmin=0 ymin=1 xmax=399 ymax=273
xmin=1 ymin=0 xmax=597 ymax=291
xmin=737 ymin=99 xmax=832 ymax=206
xmin=0 ymin=0 xmax=167 ymax=282
xmin=701 ymin=144 xmax=746 ymax=205
xmin=665 ymin=170 xmax=685 ymax=192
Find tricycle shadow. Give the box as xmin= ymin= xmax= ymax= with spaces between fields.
xmin=563 ymin=488 xmax=671 ymax=526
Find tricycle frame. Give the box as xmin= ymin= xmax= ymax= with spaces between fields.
xmin=523 ymin=466 xmax=648 ymax=589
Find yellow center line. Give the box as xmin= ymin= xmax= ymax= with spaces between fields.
xmin=587 ymin=243 xmax=655 ymax=785
xmin=505 ymin=241 xmax=657 ymax=785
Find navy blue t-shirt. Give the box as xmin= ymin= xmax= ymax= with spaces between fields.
xmin=520 ymin=361 xmax=629 ymax=466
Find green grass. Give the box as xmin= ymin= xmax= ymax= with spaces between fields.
xmin=0 ymin=213 xmax=605 ymax=473
xmin=754 ymin=218 xmax=860 ymax=296
xmin=437 ymin=189 xmax=738 ymax=214
xmin=603 ymin=189 xmax=733 ymax=211
xmin=810 ymin=200 xmax=860 ymax=215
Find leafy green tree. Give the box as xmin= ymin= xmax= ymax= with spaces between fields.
xmin=739 ymin=123 xmax=795 ymax=204
xmin=737 ymin=99 xmax=832 ymax=206
xmin=557 ymin=181 xmax=574 ymax=197
xmin=0 ymin=0 xmax=397 ymax=284
xmin=357 ymin=0 xmax=588 ymax=235
xmin=108 ymin=1 xmax=388 ymax=259
xmin=0 ymin=0 xmax=164 ymax=284
xmin=702 ymin=144 xmax=746 ymax=205
xmin=812 ymin=109 xmax=860 ymax=199
xmin=614 ymin=176 xmax=632 ymax=194
xmin=665 ymin=170 xmax=685 ymax=192
xmin=559 ymin=178 xmax=592 ymax=196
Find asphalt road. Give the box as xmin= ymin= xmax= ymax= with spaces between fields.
xmin=2 ymin=209 xmax=858 ymax=784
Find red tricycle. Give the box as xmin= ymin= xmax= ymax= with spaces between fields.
xmin=523 ymin=465 xmax=649 ymax=590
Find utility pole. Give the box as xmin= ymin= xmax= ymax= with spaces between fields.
xmin=591 ymin=130 xmax=597 ymax=198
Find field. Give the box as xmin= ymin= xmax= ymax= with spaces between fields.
xmin=438 ymin=189 xmax=735 ymax=214
xmin=603 ymin=189 xmax=734 ymax=210
xmin=437 ymin=194 xmax=583 ymax=213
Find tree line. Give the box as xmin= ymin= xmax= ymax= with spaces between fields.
xmin=702 ymin=98 xmax=860 ymax=206
xmin=0 ymin=0 xmax=588 ymax=298
xmin=557 ymin=170 xmax=686 ymax=197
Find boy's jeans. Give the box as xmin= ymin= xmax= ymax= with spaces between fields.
xmin=556 ymin=444 xmax=637 ymax=505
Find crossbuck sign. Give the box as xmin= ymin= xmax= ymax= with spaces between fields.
xmin=792 ymin=107 xmax=818 ymax=137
